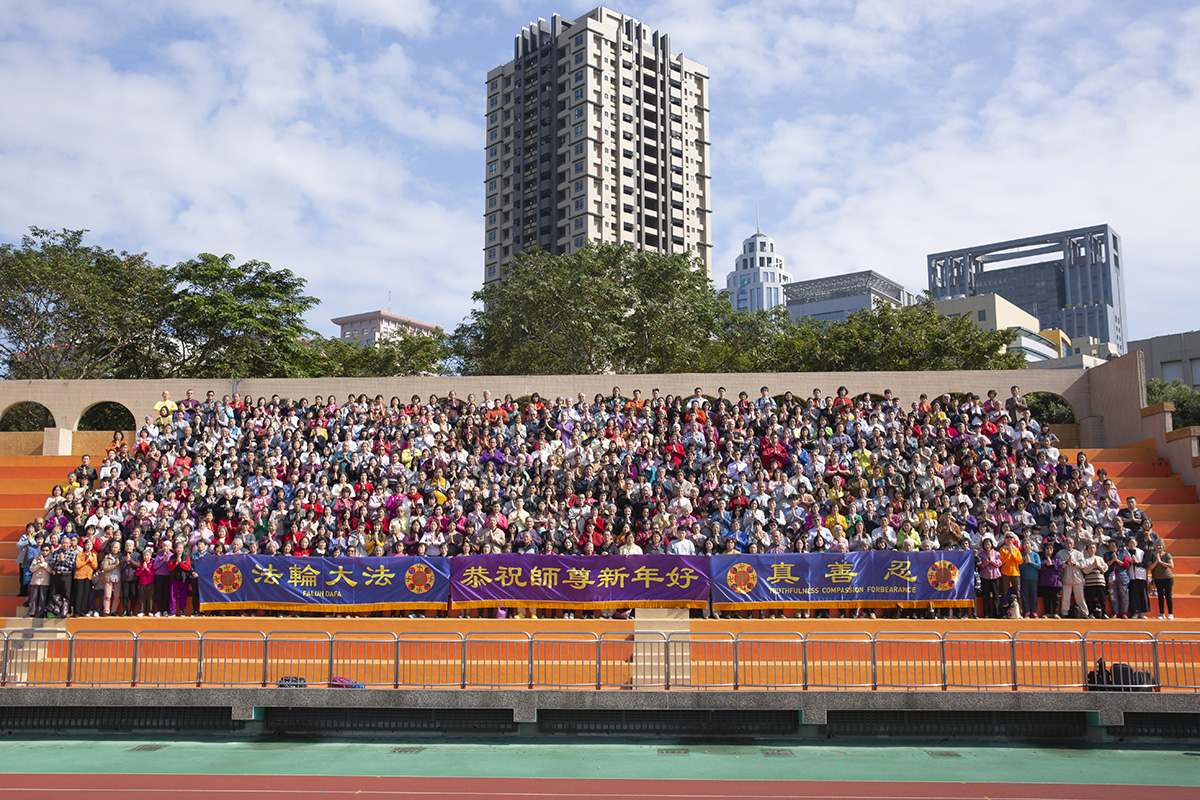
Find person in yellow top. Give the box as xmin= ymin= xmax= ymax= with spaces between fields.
xmin=998 ymin=530 xmax=1024 ymax=600
xmin=824 ymin=502 xmax=849 ymax=533
xmin=73 ymin=537 xmax=99 ymax=617
xmin=153 ymin=390 xmax=177 ymax=421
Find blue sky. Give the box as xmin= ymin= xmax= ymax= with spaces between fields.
xmin=1 ymin=0 xmax=1198 ymax=342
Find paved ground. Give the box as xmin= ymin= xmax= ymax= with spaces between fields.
xmin=0 ymin=738 xmax=1196 ymax=798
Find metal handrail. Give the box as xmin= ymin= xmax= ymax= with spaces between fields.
xmin=134 ymin=629 xmax=202 ymax=686
xmin=331 ymin=631 xmax=399 ymax=688
xmin=530 ymin=631 xmax=600 ymax=689
xmin=872 ymin=631 xmax=946 ymax=690
xmin=1 ymin=627 xmax=1195 ymax=692
xmin=200 ymin=629 xmax=267 ymax=687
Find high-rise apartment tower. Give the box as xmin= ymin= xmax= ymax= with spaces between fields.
xmin=483 ymin=7 xmax=712 ymax=284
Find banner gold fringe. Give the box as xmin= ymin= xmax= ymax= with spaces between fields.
xmin=711 ymin=599 xmax=975 ymax=611
xmin=199 ymin=601 xmax=447 ymax=613
xmin=450 ymin=600 xmax=707 ymax=610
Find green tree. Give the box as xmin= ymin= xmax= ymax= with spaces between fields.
xmin=162 ymin=253 xmax=320 ymax=378
xmin=1147 ymin=378 xmax=1200 ymax=429
xmin=1027 ymin=392 xmax=1076 ymax=424
xmin=307 ymin=328 xmax=449 ymax=377
xmin=0 ymin=227 xmax=171 ymax=379
xmin=776 ymin=297 xmax=1027 ymax=372
xmin=452 ymin=243 xmax=725 ymax=375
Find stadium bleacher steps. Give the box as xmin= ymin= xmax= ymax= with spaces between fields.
xmin=0 ymin=442 xmax=1198 ymax=621
xmin=1082 ymin=440 xmax=1200 ymax=618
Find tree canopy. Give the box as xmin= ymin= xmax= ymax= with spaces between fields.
xmin=2 ymin=228 xmax=1024 ymax=381
xmin=0 ymin=227 xmax=444 ymax=380
xmin=1148 ymin=377 xmax=1200 ymax=429
xmin=451 ymin=243 xmax=1025 ymax=375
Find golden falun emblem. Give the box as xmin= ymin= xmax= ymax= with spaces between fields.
xmin=213 ymin=563 xmax=243 ymax=594
xmin=727 ymin=562 xmax=758 ymax=594
xmin=927 ymin=560 xmax=960 ymax=592
xmin=405 ymin=563 xmax=436 ymax=594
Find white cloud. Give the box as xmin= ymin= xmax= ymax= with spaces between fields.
xmin=1 ymin=0 xmax=1197 ymax=347
xmin=0 ymin=0 xmax=482 ymax=336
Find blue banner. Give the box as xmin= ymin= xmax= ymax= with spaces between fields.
xmin=197 ymin=555 xmax=450 ymax=612
xmin=710 ymin=551 xmax=975 ymax=610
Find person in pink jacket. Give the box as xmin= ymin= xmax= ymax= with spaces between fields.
xmin=976 ymin=535 xmax=1003 ymax=618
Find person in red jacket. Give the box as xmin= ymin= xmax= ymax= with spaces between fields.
xmin=760 ymin=433 xmax=789 ymax=473
xmin=167 ymin=541 xmax=192 ymax=617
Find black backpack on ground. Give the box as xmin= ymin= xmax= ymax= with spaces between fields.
xmin=1087 ymin=658 xmax=1154 ymax=692
xmin=277 ymin=676 xmax=307 ymax=688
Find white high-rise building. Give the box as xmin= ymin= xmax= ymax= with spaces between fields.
xmin=725 ymin=231 xmax=790 ymax=312
xmin=483 ymin=7 xmax=712 ymax=285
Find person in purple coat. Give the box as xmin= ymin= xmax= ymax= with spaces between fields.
xmin=1037 ymin=541 xmax=1064 ymax=619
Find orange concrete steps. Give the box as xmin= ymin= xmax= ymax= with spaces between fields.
xmin=1121 ymin=487 xmax=1199 ymax=504
xmin=0 ymin=522 xmax=41 ymax=541
xmin=1166 ymin=596 xmax=1200 ymax=617
xmin=1116 ymin=475 xmax=1186 ymax=490
xmin=1175 ymin=575 xmax=1200 ymax=594
xmin=0 ymin=510 xmax=47 ymax=528
xmin=1153 ymin=521 xmax=1200 ymax=538
xmin=0 ymin=597 xmax=22 ymax=617
xmin=0 ymin=466 xmax=74 ymax=481
xmin=0 ymin=576 xmax=18 ymax=594
xmin=1091 ymin=461 xmax=1171 ymax=478
xmin=1080 ymin=445 xmax=1158 ymax=461
xmin=0 ymin=478 xmax=73 ymax=494
xmin=1162 ymin=539 xmax=1200 ymax=556
xmin=0 ymin=495 xmax=56 ymax=510
xmin=1142 ymin=504 xmax=1200 ymax=522
xmin=0 ymin=457 xmax=78 ymax=467
xmin=1171 ymin=556 xmax=1200 ymax=572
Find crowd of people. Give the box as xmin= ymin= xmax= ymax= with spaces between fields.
xmin=11 ymin=384 xmax=1177 ymax=620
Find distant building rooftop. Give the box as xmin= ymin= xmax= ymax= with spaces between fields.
xmin=784 ymin=270 xmax=916 ymax=305
xmin=330 ymin=310 xmax=439 ymax=334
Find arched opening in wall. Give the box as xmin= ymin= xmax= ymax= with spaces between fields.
xmin=1026 ymin=392 xmax=1077 ymax=425
xmin=0 ymin=402 xmax=56 ymax=431
xmin=78 ymin=402 xmax=136 ymax=433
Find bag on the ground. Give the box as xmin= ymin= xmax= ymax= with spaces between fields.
xmin=1087 ymin=659 xmax=1155 ymax=692
xmin=330 ymin=676 xmax=364 ymax=689
xmin=1068 ymin=603 xmax=1088 ymax=619
xmin=277 ymin=675 xmax=307 ymax=688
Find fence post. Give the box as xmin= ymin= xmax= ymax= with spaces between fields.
xmin=64 ymin=633 xmax=75 ymax=687
xmin=664 ymin=637 xmax=670 ymax=690
xmin=1009 ymin=636 xmax=1018 ymax=691
xmin=195 ymin=634 xmax=204 ymax=687
xmin=939 ymin=635 xmax=948 ymax=691
xmin=130 ymin=634 xmax=139 ymax=687
xmin=1152 ymin=636 xmax=1161 ymax=690
xmin=0 ymin=632 xmax=7 ymax=686
xmin=870 ymin=634 xmax=877 ymax=691
xmin=801 ymin=634 xmax=808 ymax=691
xmin=261 ymin=636 xmax=269 ymax=688
xmin=460 ymin=638 xmax=467 ymax=689
xmin=594 ymin=638 xmax=601 ymax=690
xmin=393 ymin=637 xmax=401 ymax=690
xmin=1080 ymin=636 xmax=1088 ymax=686
xmin=527 ymin=638 xmax=535 ymax=690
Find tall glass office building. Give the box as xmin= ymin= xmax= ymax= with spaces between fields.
xmin=927 ymin=224 xmax=1127 ymax=354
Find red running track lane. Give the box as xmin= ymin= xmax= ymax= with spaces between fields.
xmin=0 ymin=775 xmax=1194 ymax=800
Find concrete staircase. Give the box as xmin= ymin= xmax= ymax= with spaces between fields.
xmin=0 ymin=457 xmax=79 ymax=619
xmin=1083 ymin=439 xmax=1200 ymax=617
